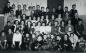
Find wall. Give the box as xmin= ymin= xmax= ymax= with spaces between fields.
xmin=47 ymin=0 xmax=64 ymax=12
xmin=0 ymin=0 xmax=8 ymax=14
xmin=64 ymin=0 xmax=86 ymax=15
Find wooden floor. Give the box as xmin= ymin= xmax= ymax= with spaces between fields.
xmin=0 ymin=50 xmax=85 ymax=53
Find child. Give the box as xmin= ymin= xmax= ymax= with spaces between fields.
xmin=23 ymin=33 xmax=31 ymax=50
xmin=12 ymin=29 xmax=22 ymax=49
xmin=55 ymin=14 xmax=62 ymax=26
xmin=0 ymin=31 xmax=7 ymax=49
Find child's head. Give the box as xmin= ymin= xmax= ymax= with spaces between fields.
xmin=37 ymin=22 xmax=41 ymax=26
xmin=65 ymin=6 xmax=68 ymax=11
xmin=46 ymin=15 xmax=49 ymax=19
xmin=15 ymin=20 xmax=19 ymax=25
xmin=52 ymin=8 xmax=55 ymax=12
xmin=32 ymin=6 xmax=36 ymax=10
xmin=17 ymin=4 xmax=21 ymax=10
xmin=46 ymin=7 xmax=49 ymax=12
xmin=23 ymin=4 xmax=27 ymax=9
xmin=29 ymin=16 xmax=32 ymax=20
xmin=54 ymin=21 xmax=58 ymax=26
xmin=7 ymin=21 xmax=11 ymax=26
xmin=52 ymin=14 xmax=55 ymax=19
xmin=64 ymin=34 xmax=68 ymax=40
xmin=37 ymin=17 xmax=40 ymax=21
xmin=12 ymin=4 xmax=15 ymax=9
xmin=27 ymin=21 xmax=31 ymax=26
xmin=72 ymin=4 xmax=76 ymax=9
xmin=41 ymin=7 xmax=45 ymax=12
xmin=8 ymin=28 xmax=12 ymax=34
xmin=17 ymin=15 xmax=21 ymax=19
xmin=15 ymin=29 xmax=20 ymax=34
xmin=43 ymin=35 xmax=47 ymax=40
xmin=26 ymin=33 xmax=29 ymax=37
xmin=32 ymin=22 xmax=36 ymax=26
xmin=33 ymin=16 xmax=36 ymax=20
xmin=78 ymin=20 xmax=83 ymax=25
xmin=1 ymin=31 xmax=5 ymax=36
xmin=68 ymin=20 xmax=71 ymax=25
xmin=22 ymin=14 xmax=26 ymax=20
xmin=58 ymin=5 xmax=62 ymax=10
xmin=36 ymin=5 xmax=40 ymax=10
xmin=60 ymin=21 xmax=65 ymax=26
xmin=58 ymin=14 xmax=61 ymax=18
xmin=41 ymin=16 xmax=44 ymax=19
xmin=48 ymin=22 xmax=51 ymax=26
xmin=20 ymin=20 xmax=25 ymax=25
xmin=42 ymin=22 xmax=46 ymax=26
xmin=51 ymin=35 xmax=54 ymax=39
xmin=70 ymin=33 xmax=74 ymax=37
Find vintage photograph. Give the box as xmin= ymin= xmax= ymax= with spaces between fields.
xmin=0 ymin=0 xmax=86 ymax=53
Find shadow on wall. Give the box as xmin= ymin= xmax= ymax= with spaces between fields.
xmin=0 ymin=0 xmax=8 ymax=14
xmin=80 ymin=15 xmax=86 ymax=35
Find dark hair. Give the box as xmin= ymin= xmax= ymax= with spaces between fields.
xmin=37 ymin=21 xmax=41 ymax=26
xmin=65 ymin=6 xmax=68 ymax=9
xmin=41 ymin=7 xmax=44 ymax=9
xmin=0 ymin=30 xmax=5 ymax=36
xmin=72 ymin=4 xmax=76 ymax=7
xmin=7 ymin=21 xmax=11 ymax=23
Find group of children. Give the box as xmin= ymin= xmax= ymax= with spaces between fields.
xmin=0 ymin=2 xmax=85 ymax=52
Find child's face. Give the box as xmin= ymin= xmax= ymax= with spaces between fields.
xmin=12 ymin=4 xmax=15 ymax=9
xmin=16 ymin=30 xmax=19 ymax=34
xmin=23 ymin=5 xmax=26 ymax=9
xmin=58 ymin=14 xmax=61 ymax=18
xmin=56 ymin=36 xmax=61 ymax=40
xmin=58 ymin=6 xmax=61 ymax=10
xmin=26 ymin=34 xmax=29 ymax=37
xmin=18 ymin=15 xmax=21 ymax=19
xmin=72 ymin=6 xmax=76 ymax=9
xmin=71 ymin=34 xmax=74 ymax=37
xmin=38 ymin=22 xmax=41 ymax=26
xmin=37 ymin=36 xmax=42 ymax=41
xmin=37 ymin=17 xmax=40 ymax=20
xmin=51 ymin=35 xmax=54 ymax=39
xmin=68 ymin=20 xmax=71 ymax=24
xmin=44 ymin=35 xmax=47 ymax=39
xmin=32 ymin=34 xmax=36 ymax=38
xmin=29 ymin=17 xmax=31 ymax=20
xmin=66 ymin=13 xmax=69 ymax=17
xmin=64 ymin=35 xmax=68 ymax=40
xmin=15 ymin=21 xmax=19 ymax=25
xmin=23 ymin=15 xmax=26 ymax=19
xmin=49 ymin=22 xmax=51 ymax=26
xmin=46 ymin=8 xmax=49 ymax=12
xmin=62 ymin=22 xmax=64 ymax=26
xmin=42 ymin=23 xmax=45 ymax=26
xmin=2 ymin=32 xmax=5 ymax=36
xmin=18 ymin=5 xmax=21 ymax=9
xmin=33 ymin=23 xmax=36 ymax=26
xmin=79 ymin=21 xmax=82 ymax=25
xmin=33 ymin=17 xmax=36 ymax=20
xmin=21 ymin=21 xmax=24 ymax=25
xmin=27 ymin=22 xmax=30 ymax=26
xmin=41 ymin=7 xmax=44 ymax=11
xmin=46 ymin=15 xmax=48 ymax=19
xmin=8 ymin=29 xmax=12 ymax=34
xmin=41 ymin=16 xmax=44 ymax=19
xmin=55 ymin=22 xmax=58 ymax=26
xmin=52 ymin=15 xmax=55 ymax=19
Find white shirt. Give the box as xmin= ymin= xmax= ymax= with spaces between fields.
xmin=13 ymin=33 xmax=22 ymax=45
